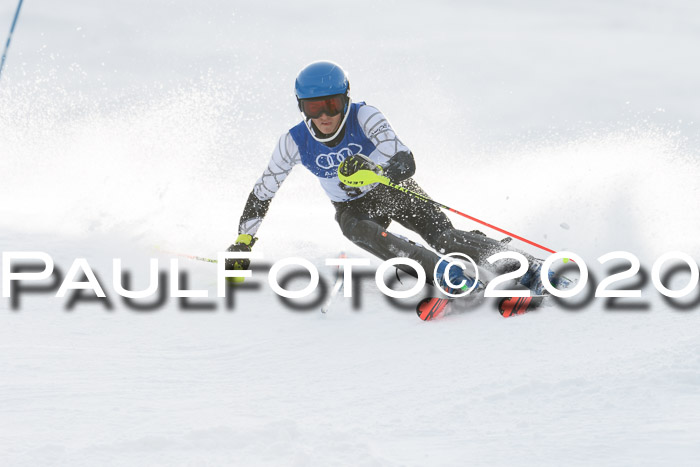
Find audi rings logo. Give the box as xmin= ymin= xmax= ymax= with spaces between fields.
xmin=315 ymin=143 xmax=363 ymax=170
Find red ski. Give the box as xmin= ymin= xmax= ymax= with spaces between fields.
xmin=416 ymin=296 xmax=452 ymax=321
xmin=417 ymin=294 xmax=549 ymax=321
xmin=498 ymin=295 xmax=547 ymax=317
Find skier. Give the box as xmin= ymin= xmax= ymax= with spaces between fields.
xmin=225 ymin=60 xmax=550 ymax=295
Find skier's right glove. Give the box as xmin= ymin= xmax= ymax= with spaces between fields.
xmin=338 ymin=154 xmax=389 ymax=187
xmin=225 ymin=234 xmax=256 ymax=283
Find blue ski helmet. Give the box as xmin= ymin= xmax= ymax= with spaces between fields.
xmin=294 ymin=61 xmax=352 ymax=143
xmin=294 ymin=61 xmax=349 ymax=100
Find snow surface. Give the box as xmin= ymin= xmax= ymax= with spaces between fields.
xmin=1 ymin=1 xmax=700 ymax=466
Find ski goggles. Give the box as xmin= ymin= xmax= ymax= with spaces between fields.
xmin=299 ymin=95 xmax=346 ymax=119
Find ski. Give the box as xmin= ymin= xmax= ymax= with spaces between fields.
xmin=416 ymin=277 xmax=486 ymax=321
xmin=498 ymin=295 xmax=547 ymax=317
xmin=416 ymin=296 xmax=452 ymax=321
xmin=416 ymin=269 xmax=573 ymax=321
xmin=416 ymin=290 xmax=484 ymax=321
xmin=417 ymin=293 xmax=550 ymax=321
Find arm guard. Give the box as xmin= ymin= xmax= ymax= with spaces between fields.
xmin=238 ymin=191 xmax=272 ymax=236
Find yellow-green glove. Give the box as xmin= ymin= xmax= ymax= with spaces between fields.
xmin=338 ymin=154 xmax=390 ymax=187
xmin=225 ymin=234 xmax=256 ymax=283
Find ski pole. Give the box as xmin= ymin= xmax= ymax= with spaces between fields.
xmin=379 ymin=178 xmax=557 ymax=254
xmin=321 ymin=251 xmax=346 ymax=313
xmin=153 ymin=246 xmax=218 ymax=264
xmin=153 ymin=247 xmax=249 ymax=283
xmin=340 ymin=166 xmax=559 ymax=256
xmin=0 ymin=0 xmax=25 ymax=81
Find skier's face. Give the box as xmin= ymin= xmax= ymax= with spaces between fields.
xmin=311 ymin=112 xmax=342 ymax=136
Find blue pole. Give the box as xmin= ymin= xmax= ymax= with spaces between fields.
xmin=0 ymin=0 xmax=25 ymax=80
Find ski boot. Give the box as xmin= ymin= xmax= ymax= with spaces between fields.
xmin=519 ymin=259 xmax=573 ymax=295
xmin=435 ymin=258 xmax=484 ymax=295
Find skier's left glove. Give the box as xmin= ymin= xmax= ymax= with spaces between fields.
xmin=338 ymin=154 xmax=389 ymax=187
xmin=225 ymin=234 xmax=256 ymax=283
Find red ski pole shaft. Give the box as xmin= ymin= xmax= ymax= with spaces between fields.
xmin=380 ymin=179 xmax=557 ymax=255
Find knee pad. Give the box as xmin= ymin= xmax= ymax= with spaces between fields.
xmin=351 ymin=219 xmax=384 ymax=243
xmin=337 ymin=210 xmax=390 ymax=241
xmin=337 ymin=212 xmax=378 ymax=242
xmin=336 ymin=210 xmax=357 ymax=238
